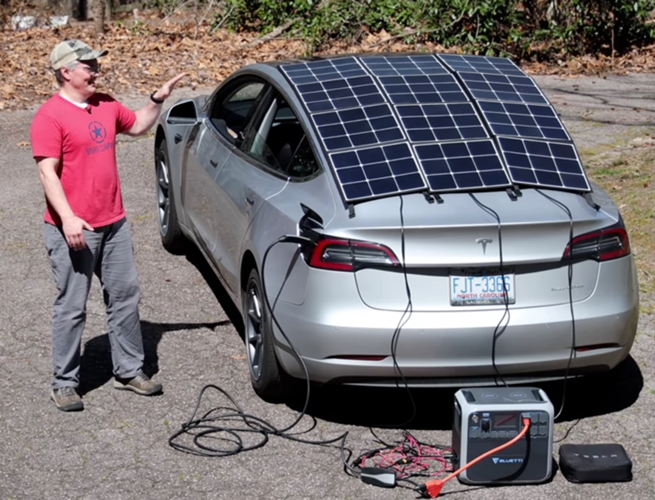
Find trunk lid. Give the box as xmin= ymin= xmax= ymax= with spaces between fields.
xmin=321 ymin=188 xmax=616 ymax=311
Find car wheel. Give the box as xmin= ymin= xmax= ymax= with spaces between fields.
xmin=156 ymin=138 xmax=187 ymax=254
xmin=243 ymin=268 xmax=287 ymax=402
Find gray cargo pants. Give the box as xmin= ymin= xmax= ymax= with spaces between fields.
xmin=43 ymin=217 xmax=144 ymax=389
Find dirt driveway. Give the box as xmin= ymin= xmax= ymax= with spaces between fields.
xmin=1 ymin=74 xmax=654 ymax=500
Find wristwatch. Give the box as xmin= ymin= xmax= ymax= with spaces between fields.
xmin=150 ymin=92 xmax=165 ymax=104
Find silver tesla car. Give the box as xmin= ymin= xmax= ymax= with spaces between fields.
xmin=153 ymin=53 xmax=638 ymax=401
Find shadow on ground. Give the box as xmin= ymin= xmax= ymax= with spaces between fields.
xmin=286 ymin=356 xmax=643 ymax=431
xmin=78 ymin=246 xmax=241 ymax=396
xmin=185 ymin=247 xmax=244 ymax=334
xmin=78 ymin=318 xmax=229 ymax=396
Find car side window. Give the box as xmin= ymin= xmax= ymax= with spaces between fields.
xmin=209 ymin=81 xmax=265 ymax=143
xmin=240 ymin=97 xmax=320 ymax=178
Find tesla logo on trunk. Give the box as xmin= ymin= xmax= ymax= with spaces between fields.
xmin=476 ymin=238 xmax=493 ymax=255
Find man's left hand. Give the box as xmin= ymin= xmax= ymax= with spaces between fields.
xmin=152 ymin=73 xmax=187 ymax=102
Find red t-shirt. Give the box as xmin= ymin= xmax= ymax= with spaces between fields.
xmin=30 ymin=93 xmax=137 ymax=227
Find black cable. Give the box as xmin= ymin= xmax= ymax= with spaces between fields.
xmin=388 ymin=195 xmax=417 ymax=422
xmin=535 ymin=189 xmax=576 ymax=421
xmin=347 ymin=195 xmax=417 ymax=429
xmin=553 ymin=418 xmax=581 ymax=443
xmin=468 ymin=193 xmax=510 ymax=387
xmin=169 ymin=235 xmax=356 ymax=472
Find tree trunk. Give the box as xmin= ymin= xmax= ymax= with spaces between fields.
xmin=105 ymin=0 xmax=113 ymax=23
xmin=94 ymin=0 xmax=105 ymax=35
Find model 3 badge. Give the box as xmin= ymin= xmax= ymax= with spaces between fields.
xmin=476 ymin=238 xmax=493 ymax=255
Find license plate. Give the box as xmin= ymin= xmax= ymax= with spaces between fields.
xmin=450 ymin=271 xmax=515 ymax=306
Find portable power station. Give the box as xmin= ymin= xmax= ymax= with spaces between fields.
xmin=452 ymin=387 xmax=554 ymax=485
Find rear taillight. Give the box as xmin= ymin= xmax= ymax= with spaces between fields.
xmin=563 ymin=225 xmax=630 ymax=261
xmin=308 ymin=237 xmax=400 ymax=271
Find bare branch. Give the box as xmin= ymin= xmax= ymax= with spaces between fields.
xmin=248 ymin=18 xmax=301 ymax=47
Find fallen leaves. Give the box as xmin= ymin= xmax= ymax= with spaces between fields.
xmin=2 ymin=10 xmax=655 ymax=111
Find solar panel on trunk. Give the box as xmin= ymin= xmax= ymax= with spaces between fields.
xmin=330 ymin=143 xmax=428 ymax=200
xmin=498 ymin=137 xmax=591 ymax=191
xmin=414 ymin=139 xmax=511 ymax=191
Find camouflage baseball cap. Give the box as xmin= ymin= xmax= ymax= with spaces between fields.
xmin=50 ymin=39 xmax=108 ymax=70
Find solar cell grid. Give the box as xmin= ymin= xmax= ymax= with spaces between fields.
xmin=361 ymin=55 xmax=449 ymax=76
xmin=478 ymin=101 xmax=570 ymax=141
xmin=438 ymin=54 xmax=525 ymax=75
xmin=498 ymin=137 xmax=590 ymax=191
xmin=376 ymin=74 xmax=469 ymax=105
xmin=282 ymin=58 xmax=368 ymax=85
xmin=330 ymin=143 xmax=427 ymax=201
xmin=312 ymin=103 xmax=406 ymax=151
xmin=396 ymin=102 xmax=488 ymax=142
xmin=414 ymin=139 xmax=511 ymax=192
xmin=458 ymin=72 xmax=548 ymax=105
xmin=295 ymin=75 xmax=386 ymax=113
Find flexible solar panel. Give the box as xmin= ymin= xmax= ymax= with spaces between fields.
xmin=414 ymin=139 xmax=511 ymax=191
xmin=312 ymin=103 xmax=406 ymax=151
xmin=498 ymin=137 xmax=590 ymax=191
xmin=438 ymin=54 xmax=525 ymax=76
xmin=359 ymin=55 xmax=510 ymax=193
xmin=396 ymin=103 xmax=488 ymax=142
xmin=282 ymin=58 xmax=428 ymax=201
xmin=280 ymin=54 xmax=591 ymax=202
xmin=436 ymin=54 xmax=589 ymax=192
xmin=293 ymin=75 xmax=387 ymax=113
xmin=330 ymin=143 xmax=427 ymax=200
xmin=361 ymin=55 xmax=450 ymax=77
xmin=478 ymin=101 xmax=570 ymax=141
xmin=361 ymin=55 xmax=470 ymax=105
xmin=457 ymin=72 xmax=549 ymax=105
xmin=283 ymin=58 xmax=368 ymax=85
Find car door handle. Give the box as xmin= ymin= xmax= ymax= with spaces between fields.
xmin=245 ymin=196 xmax=255 ymax=206
xmin=174 ymin=133 xmax=183 ymax=144
xmin=209 ymin=159 xmax=218 ymax=167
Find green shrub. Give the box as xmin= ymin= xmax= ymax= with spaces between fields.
xmin=218 ymin=0 xmax=655 ymax=58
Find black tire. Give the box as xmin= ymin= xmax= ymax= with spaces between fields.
xmin=243 ymin=268 xmax=288 ymax=402
xmin=156 ymin=139 xmax=187 ymax=255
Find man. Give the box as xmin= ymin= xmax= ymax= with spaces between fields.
xmin=30 ymin=39 xmax=186 ymax=411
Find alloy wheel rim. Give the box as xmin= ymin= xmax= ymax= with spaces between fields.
xmin=246 ymin=284 xmax=263 ymax=380
xmin=157 ymin=153 xmax=170 ymax=235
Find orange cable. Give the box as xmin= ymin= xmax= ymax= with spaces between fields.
xmin=422 ymin=417 xmax=531 ymax=498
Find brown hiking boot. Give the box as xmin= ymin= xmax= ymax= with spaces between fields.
xmin=51 ymin=387 xmax=84 ymax=412
xmin=113 ymin=373 xmax=163 ymax=396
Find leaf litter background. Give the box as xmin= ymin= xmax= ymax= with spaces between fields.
xmin=4 ymin=10 xmax=655 ymax=110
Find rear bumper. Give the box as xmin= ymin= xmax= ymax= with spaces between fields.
xmin=270 ymin=256 xmax=639 ymax=386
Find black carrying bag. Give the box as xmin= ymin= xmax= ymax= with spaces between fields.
xmin=558 ymin=444 xmax=633 ymax=483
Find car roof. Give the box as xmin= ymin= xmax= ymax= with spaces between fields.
xmin=252 ymin=53 xmax=592 ymax=205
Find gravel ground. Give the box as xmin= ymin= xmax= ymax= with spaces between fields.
xmin=0 ymin=73 xmax=653 ymax=500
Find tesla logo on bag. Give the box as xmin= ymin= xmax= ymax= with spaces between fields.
xmin=476 ymin=238 xmax=493 ymax=255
